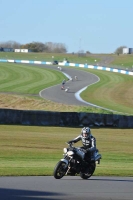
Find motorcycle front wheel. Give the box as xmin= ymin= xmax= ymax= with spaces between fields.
xmin=53 ymin=161 xmax=68 ymax=179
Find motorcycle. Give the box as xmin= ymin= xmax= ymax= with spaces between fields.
xmin=53 ymin=142 xmax=102 ymax=179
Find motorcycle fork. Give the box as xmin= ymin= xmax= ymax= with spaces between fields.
xmin=65 ymin=156 xmax=73 ymax=175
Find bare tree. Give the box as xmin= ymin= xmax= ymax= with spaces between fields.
xmin=0 ymin=40 xmax=67 ymax=53
xmin=0 ymin=40 xmax=21 ymax=48
xmin=45 ymin=42 xmax=67 ymax=53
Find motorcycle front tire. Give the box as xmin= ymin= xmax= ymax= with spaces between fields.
xmin=53 ymin=161 xmax=68 ymax=179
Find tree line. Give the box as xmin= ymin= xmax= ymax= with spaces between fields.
xmin=0 ymin=41 xmax=67 ymax=53
xmin=0 ymin=40 xmax=127 ymax=54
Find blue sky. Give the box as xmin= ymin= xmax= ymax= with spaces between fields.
xmin=1 ymin=0 xmax=133 ymax=53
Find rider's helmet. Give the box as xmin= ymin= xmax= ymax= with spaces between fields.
xmin=81 ymin=127 xmax=91 ymax=139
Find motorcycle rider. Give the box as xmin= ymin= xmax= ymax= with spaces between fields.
xmin=61 ymin=79 xmax=66 ymax=89
xmin=67 ymin=127 xmax=96 ymax=162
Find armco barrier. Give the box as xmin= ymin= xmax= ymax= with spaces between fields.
xmin=0 ymin=59 xmax=133 ymax=76
xmin=0 ymin=109 xmax=133 ymax=128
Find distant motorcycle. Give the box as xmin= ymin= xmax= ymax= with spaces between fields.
xmin=53 ymin=142 xmax=102 ymax=179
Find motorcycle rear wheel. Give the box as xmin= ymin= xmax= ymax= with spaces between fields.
xmin=80 ymin=162 xmax=96 ymax=179
xmin=53 ymin=161 xmax=68 ymax=179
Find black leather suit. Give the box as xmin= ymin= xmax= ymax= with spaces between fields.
xmin=68 ymin=134 xmax=96 ymax=161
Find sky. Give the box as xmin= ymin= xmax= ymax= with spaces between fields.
xmin=1 ymin=0 xmax=133 ymax=53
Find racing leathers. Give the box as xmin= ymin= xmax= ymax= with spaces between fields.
xmin=67 ymin=134 xmax=96 ymax=161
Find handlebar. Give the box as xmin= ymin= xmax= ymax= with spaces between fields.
xmin=65 ymin=142 xmax=73 ymax=147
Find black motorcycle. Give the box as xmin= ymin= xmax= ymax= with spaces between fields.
xmin=53 ymin=142 xmax=102 ymax=179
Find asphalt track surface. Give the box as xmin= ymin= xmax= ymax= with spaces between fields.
xmin=0 ymin=176 xmax=133 ymax=200
xmin=39 ymin=65 xmax=100 ymax=106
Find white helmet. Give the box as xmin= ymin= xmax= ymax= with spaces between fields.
xmin=81 ymin=127 xmax=91 ymax=139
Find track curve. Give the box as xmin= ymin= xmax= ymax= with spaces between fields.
xmin=39 ymin=65 xmax=99 ymax=106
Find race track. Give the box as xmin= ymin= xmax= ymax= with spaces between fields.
xmin=1 ymin=65 xmax=133 ymax=199
xmin=39 ymin=65 xmax=99 ymax=106
xmin=0 ymin=176 xmax=133 ymax=200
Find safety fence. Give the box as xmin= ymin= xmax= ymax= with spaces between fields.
xmin=0 ymin=109 xmax=133 ymax=128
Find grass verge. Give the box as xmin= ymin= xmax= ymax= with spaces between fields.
xmin=0 ymin=125 xmax=133 ymax=176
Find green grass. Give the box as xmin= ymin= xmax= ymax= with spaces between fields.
xmin=0 ymin=52 xmax=101 ymax=65
xmin=80 ymin=68 xmax=133 ymax=114
xmin=0 ymin=62 xmax=133 ymax=115
xmin=110 ymin=54 xmax=133 ymax=69
xmin=0 ymin=62 xmax=66 ymax=94
xmin=0 ymin=125 xmax=133 ymax=176
xmin=0 ymin=53 xmax=133 ymax=177
xmin=1 ymin=52 xmax=133 ymax=69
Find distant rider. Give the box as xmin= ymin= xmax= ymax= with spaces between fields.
xmin=61 ymin=79 xmax=66 ymax=89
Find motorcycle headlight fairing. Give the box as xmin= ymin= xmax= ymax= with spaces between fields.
xmin=67 ymin=151 xmax=74 ymax=156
